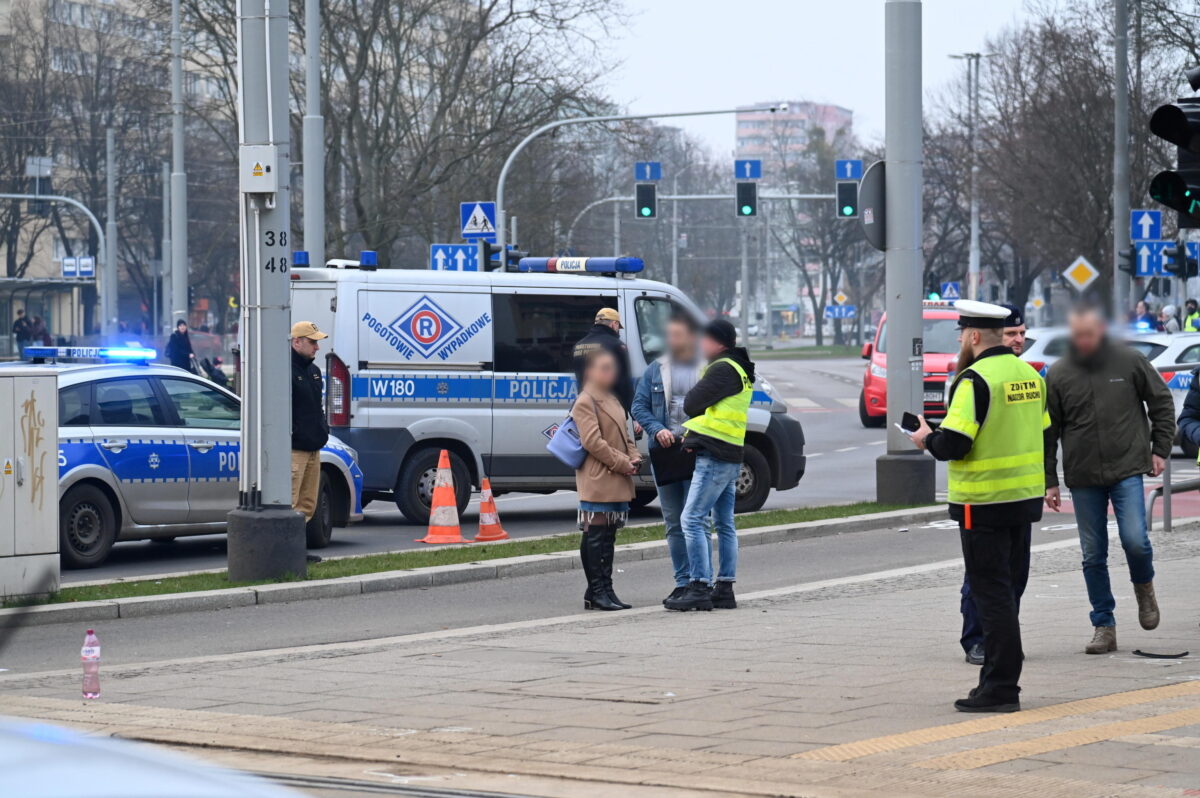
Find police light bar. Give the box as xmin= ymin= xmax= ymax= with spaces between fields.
xmin=23 ymin=346 xmax=157 ymax=362
xmin=517 ymin=257 xmax=644 ymax=274
xmin=921 ymin=299 xmax=957 ymax=309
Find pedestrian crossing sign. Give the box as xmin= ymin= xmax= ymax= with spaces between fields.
xmin=940 ymin=281 xmax=961 ymax=300
xmin=460 ymin=201 xmax=498 ymax=242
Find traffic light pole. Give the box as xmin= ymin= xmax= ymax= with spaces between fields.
xmin=612 ymin=201 xmax=620 ymax=257
xmin=1113 ymin=0 xmax=1132 ymax=318
xmin=104 ymin=128 xmax=118 ymax=335
xmin=739 ymin=227 xmax=750 ymax=346
xmin=877 ymin=0 xmax=935 ymax=505
xmin=170 ymin=0 xmax=188 ymax=324
xmin=302 ymin=0 xmax=325 ymax=270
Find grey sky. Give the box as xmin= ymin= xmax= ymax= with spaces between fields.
xmin=602 ymin=0 xmax=1031 ymax=158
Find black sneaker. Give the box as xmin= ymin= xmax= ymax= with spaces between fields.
xmin=711 ymin=581 xmax=737 ymax=609
xmin=954 ymin=693 xmax=1020 ymax=713
xmin=662 ymin=586 xmax=688 ymax=606
xmin=664 ymin=581 xmax=714 ymax=612
xmin=964 ymin=643 xmax=984 ymax=666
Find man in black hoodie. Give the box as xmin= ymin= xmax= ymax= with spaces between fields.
xmin=665 ymin=319 xmax=756 ymax=612
xmin=573 ymin=307 xmax=634 ymax=413
xmin=291 ymin=321 xmax=330 ymax=524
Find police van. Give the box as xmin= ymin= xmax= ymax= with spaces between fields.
xmin=0 ymin=347 xmax=364 ymax=568
xmin=290 ymin=255 xmax=806 ymax=523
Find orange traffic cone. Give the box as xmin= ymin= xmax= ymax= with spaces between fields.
xmin=415 ymin=450 xmax=465 ymax=544
xmin=472 ymin=478 xmax=509 ymax=542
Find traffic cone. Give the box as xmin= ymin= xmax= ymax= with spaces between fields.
xmin=472 ymin=478 xmax=509 ymax=542
xmin=415 ymin=450 xmax=465 ymax=544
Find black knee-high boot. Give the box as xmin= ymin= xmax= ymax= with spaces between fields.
xmin=601 ymin=524 xmax=631 ymax=609
xmin=584 ymin=524 xmax=621 ymax=610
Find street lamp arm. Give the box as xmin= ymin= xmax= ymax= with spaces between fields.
xmin=565 ymin=196 xmax=632 ymax=251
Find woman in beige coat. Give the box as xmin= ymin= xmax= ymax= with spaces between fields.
xmin=573 ymin=349 xmax=641 ymax=611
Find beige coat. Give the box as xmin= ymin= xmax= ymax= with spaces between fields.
xmin=572 ymin=390 xmax=638 ymax=503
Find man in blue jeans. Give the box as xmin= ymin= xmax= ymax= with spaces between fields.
xmin=632 ymin=315 xmax=701 ymax=605
xmin=1044 ymin=306 xmax=1174 ymax=654
xmin=665 ymin=319 xmax=754 ymax=612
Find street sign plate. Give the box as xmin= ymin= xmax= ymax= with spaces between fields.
xmin=634 ymin=161 xmax=662 ymax=181
xmin=429 ymin=243 xmax=479 ymax=272
xmin=834 ymin=291 xmax=848 ymax=305
xmin=1130 ymin=209 xmax=1162 ymax=242
xmin=824 ymin=304 xmax=856 ymax=319
xmin=940 ymin=281 xmax=961 ymax=300
xmin=835 ymin=159 xmax=863 ymax=180
xmin=1135 ymin=241 xmax=1168 ymax=276
xmin=460 ymin=201 xmax=497 ymax=242
xmin=734 ymin=159 xmax=762 ymax=180
xmin=1063 ymin=255 xmax=1099 ymax=291
xmin=61 ymin=257 xmax=77 ymax=278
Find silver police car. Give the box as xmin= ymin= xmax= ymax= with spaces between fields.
xmin=2 ymin=349 xmax=363 ymax=568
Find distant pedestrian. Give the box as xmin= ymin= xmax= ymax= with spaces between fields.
xmin=1044 ymin=305 xmax=1173 ymax=655
xmin=165 ymin=320 xmax=197 ymax=373
xmin=210 ymin=356 xmax=229 ymax=389
xmin=29 ymin=316 xmax=51 ymax=346
xmin=573 ymin=348 xmax=640 ymax=612
xmin=290 ymin=321 xmax=330 ymax=525
xmin=665 ymin=319 xmax=754 ymax=613
xmin=1185 ymin=299 xmax=1200 ymax=332
xmin=12 ymin=309 xmax=31 ymax=352
xmin=632 ymin=314 xmax=701 ymax=605
xmin=1160 ymin=304 xmax=1180 ymax=334
xmin=1131 ymin=300 xmax=1156 ymax=332
xmin=573 ymin=308 xmax=635 ymax=414
xmin=910 ymin=300 xmax=1047 ymax=713
xmin=958 ymin=303 xmax=1032 ymax=667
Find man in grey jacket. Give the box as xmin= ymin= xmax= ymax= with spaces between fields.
xmin=1044 ymin=306 xmax=1175 ymax=654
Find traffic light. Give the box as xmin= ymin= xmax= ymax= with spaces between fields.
xmin=1149 ymin=94 xmax=1200 ymax=229
xmin=635 ymin=183 xmax=657 ymax=219
xmin=836 ymin=181 xmax=859 ymax=219
xmin=478 ymin=240 xmax=529 ymax=272
xmin=1117 ymin=245 xmax=1136 ymax=275
xmin=735 ymin=182 xmax=758 ymax=218
xmin=1164 ymin=241 xmax=1198 ymax=278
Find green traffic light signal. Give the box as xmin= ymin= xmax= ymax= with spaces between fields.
xmin=640 ymin=206 xmax=652 ymax=217
xmin=634 ymin=183 xmax=657 ymax=219
xmin=842 ymin=205 xmax=854 ymax=216
xmin=741 ymin=205 xmax=752 ymax=216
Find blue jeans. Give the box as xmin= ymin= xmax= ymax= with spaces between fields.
xmin=1071 ymin=475 xmax=1155 ymax=628
xmin=682 ymin=454 xmax=740 ymax=584
xmin=654 ymin=475 xmax=693 ymax=588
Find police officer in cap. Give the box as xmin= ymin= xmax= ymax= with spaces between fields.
xmin=910 ymin=300 xmax=1048 ymax=713
xmin=573 ymin=308 xmax=634 ymax=414
xmin=958 ymin=303 xmax=1032 ymax=666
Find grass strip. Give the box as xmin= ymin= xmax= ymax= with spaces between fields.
xmin=11 ymin=501 xmax=925 ymax=607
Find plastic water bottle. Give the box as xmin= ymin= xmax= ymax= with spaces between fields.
xmin=81 ymin=629 xmax=100 ymax=699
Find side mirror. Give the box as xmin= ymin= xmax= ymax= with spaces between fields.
xmin=861 ymin=342 xmax=873 ymax=360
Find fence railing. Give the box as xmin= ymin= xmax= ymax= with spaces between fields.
xmin=1147 ymin=361 xmax=1200 ymax=532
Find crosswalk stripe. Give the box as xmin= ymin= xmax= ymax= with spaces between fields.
xmin=784 ymin=397 xmax=820 ymax=408
xmin=795 ymin=680 xmax=1200 ymax=762
xmin=835 ymin=397 xmax=860 ymax=408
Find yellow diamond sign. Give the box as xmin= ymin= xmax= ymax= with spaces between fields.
xmin=834 ymin=291 xmax=848 ymax=305
xmin=1063 ymin=256 xmax=1099 ymax=292
xmin=1031 ymin=297 xmax=1045 ymax=309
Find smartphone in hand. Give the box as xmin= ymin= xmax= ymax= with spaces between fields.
xmin=899 ymin=412 xmax=921 ymax=433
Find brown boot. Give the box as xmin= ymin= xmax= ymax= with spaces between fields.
xmin=1085 ymin=625 xmax=1117 ymax=654
xmin=1134 ymin=582 xmax=1160 ymax=630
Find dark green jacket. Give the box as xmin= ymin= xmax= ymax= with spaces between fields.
xmin=1044 ymin=340 xmax=1175 ymax=489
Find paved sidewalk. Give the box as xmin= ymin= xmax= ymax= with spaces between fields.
xmin=4 ymin=529 xmax=1200 ymax=796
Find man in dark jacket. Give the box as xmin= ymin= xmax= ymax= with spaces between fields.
xmin=573 ymin=308 xmax=634 ymax=413
xmin=1044 ymin=306 xmax=1174 ymax=655
xmin=291 ymin=321 xmax=330 ymax=523
xmin=165 ymin=320 xmax=196 ymax=373
xmin=12 ymin=309 xmax=31 ymax=352
xmin=665 ymin=319 xmax=755 ymax=613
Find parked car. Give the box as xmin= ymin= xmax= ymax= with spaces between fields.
xmin=859 ymin=301 xmax=961 ymax=427
xmin=1020 ymin=326 xmax=1069 ymax=372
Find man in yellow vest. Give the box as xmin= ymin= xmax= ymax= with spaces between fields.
xmin=1184 ymin=298 xmax=1200 ymax=332
xmin=910 ymin=300 xmax=1048 ymax=713
xmin=665 ymin=319 xmax=755 ymax=612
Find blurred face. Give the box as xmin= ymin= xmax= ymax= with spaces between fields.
xmin=292 ymin=336 xmax=320 ymax=358
xmin=666 ymin=320 xmax=696 ymax=361
xmin=177 ymin=322 xmax=188 ymax=333
xmin=1069 ymin=311 xmax=1106 ymax=357
xmin=1136 ymin=301 xmax=1148 ymax=316
xmin=584 ymin=352 xmax=617 ymax=390
xmin=1003 ymin=324 xmax=1026 ymax=355
xmin=700 ymin=335 xmax=725 ymax=361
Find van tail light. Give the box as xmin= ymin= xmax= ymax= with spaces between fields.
xmin=327 ymin=353 xmax=350 ymax=427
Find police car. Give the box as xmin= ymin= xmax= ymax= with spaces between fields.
xmin=290 ymin=254 xmax=806 ymax=523
xmin=2 ymin=347 xmax=363 ymax=568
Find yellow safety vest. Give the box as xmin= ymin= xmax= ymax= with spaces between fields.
xmin=682 ymin=357 xmax=753 ymax=446
xmin=1186 ymin=311 xmax=1200 ymax=332
xmin=942 ymin=353 xmax=1049 ymax=506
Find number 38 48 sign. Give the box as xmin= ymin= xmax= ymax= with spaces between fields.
xmin=262 ymin=229 xmax=289 ymax=273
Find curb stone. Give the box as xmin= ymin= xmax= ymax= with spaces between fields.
xmin=3 ymin=505 xmax=982 ymax=627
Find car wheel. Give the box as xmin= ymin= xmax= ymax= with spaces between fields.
xmin=631 ymin=489 xmax=658 ymax=509
xmin=59 ymin=484 xmax=118 ymax=569
xmin=734 ymin=444 xmax=771 ymax=514
xmin=395 ymin=448 xmax=472 ymax=525
xmin=859 ymin=391 xmax=886 ymax=428
xmin=305 ymin=472 xmax=335 ymax=548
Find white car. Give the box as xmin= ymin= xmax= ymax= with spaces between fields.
xmin=1020 ymin=326 xmax=1069 ymax=371
xmin=1126 ymin=331 xmax=1200 ymax=368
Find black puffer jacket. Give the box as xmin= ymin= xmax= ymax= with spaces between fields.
xmin=291 ymin=348 xmax=329 ymax=451
xmin=682 ymin=346 xmax=756 ymax=463
xmin=572 ymin=323 xmax=633 ymax=412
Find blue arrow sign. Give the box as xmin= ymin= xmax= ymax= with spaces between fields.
xmin=1130 ymin=209 xmax=1162 ymax=242
xmin=1188 ymin=242 xmax=1200 ymax=262
xmin=633 ymin=161 xmax=662 ymax=181
xmin=824 ymin=304 xmax=857 ymax=319
xmin=940 ymin=281 xmax=961 ymax=300
xmin=429 ymin=243 xmax=480 ymax=272
xmin=835 ymin=159 xmax=863 ymax=180
xmin=734 ymin=159 xmax=762 ymax=180
xmin=1134 ymin=241 xmax=1169 ymax=276
xmin=460 ymin=201 xmax=497 ymax=242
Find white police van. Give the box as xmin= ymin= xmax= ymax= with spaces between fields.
xmin=1 ymin=347 xmax=364 ymax=568
xmin=291 ymin=255 xmax=806 ymax=523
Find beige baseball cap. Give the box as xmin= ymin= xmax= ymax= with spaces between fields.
xmin=290 ymin=321 xmax=328 ymax=340
xmin=595 ymin=308 xmax=621 ymax=324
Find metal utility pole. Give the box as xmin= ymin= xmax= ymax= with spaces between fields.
xmin=302 ymin=0 xmax=324 ymax=269
xmin=671 ymin=177 xmax=680 ymax=286
xmin=951 ymin=52 xmax=984 ymax=300
xmin=763 ymin=212 xmax=774 ymax=349
xmin=104 ymin=128 xmax=118 ymax=335
xmin=161 ymin=162 xmax=171 ymax=336
xmin=1113 ymin=0 xmax=1131 ymax=318
xmin=227 ymin=0 xmax=306 ymax=581
xmin=877 ymin=0 xmax=935 ymax=504
xmin=612 ymin=201 xmax=620 ymax=257
xmin=739 ymin=228 xmax=750 ymax=345
xmin=170 ymin=0 xmax=188 ymax=322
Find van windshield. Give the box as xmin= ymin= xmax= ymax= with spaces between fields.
xmin=877 ymin=317 xmax=961 ymax=355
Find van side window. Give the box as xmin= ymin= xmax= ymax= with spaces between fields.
xmin=634 ymin=297 xmax=681 ymax=362
xmin=493 ymin=294 xmax=618 ymax=372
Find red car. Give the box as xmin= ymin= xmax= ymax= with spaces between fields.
xmin=859 ymin=301 xmax=962 ymax=427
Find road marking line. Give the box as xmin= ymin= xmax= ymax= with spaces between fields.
xmin=835 ymin=446 xmax=859 ymax=452
xmin=835 ymin=398 xmax=860 ymax=408
xmin=807 ymin=452 xmax=824 ymax=457
xmin=784 ymin=397 xmax=820 ymax=408
xmin=914 ymin=704 xmax=1200 ymax=770
xmin=796 ymin=680 xmax=1200 ymax=762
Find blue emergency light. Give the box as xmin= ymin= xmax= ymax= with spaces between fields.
xmin=359 ymin=250 xmax=378 ymax=271
xmin=23 ymin=346 xmax=157 ymax=362
xmin=517 ymin=256 xmax=644 ymax=274
xmin=293 ymin=250 xmax=310 ymax=267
